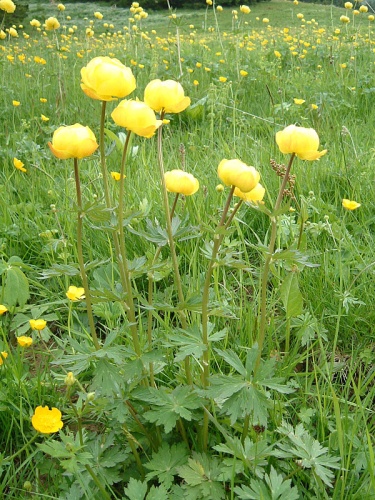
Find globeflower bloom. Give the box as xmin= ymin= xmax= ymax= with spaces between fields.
xmin=218 ymin=159 xmax=260 ymax=193
xmin=94 ymin=11 xmax=103 ymax=19
xmin=144 ymin=79 xmax=190 ymax=114
xmin=66 ymin=286 xmax=85 ymax=301
xmin=29 ymin=319 xmax=47 ymax=331
xmin=17 ymin=336 xmax=33 ymax=348
xmin=31 ymin=406 xmax=63 ymax=434
xmin=0 ymin=0 xmax=16 ymax=14
xmin=30 ymin=19 xmax=41 ymax=28
xmin=342 ymin=199 xmax=361 ymax=210
xmin=57 ymin=3 xmax=65 ymax=11
xmin=45 ymin=17 xmax=60 ymax=30
xmin=48 ymin=124 xmax=99 ymax=159
xmin=164 ymin=170 xmax=199 ymax=195
xmin=240 ymin=5 xmax=251 ymax=14
xmin=81 ymin=57 xmax=136 ymax=101
xmin=234 ymin=183 xmax=265 ymax=203
xmin=111 ymin=100 xmax=162 ymax=138
xmin=340 ymin=15 xmax=350 ymax=23
xmin=276 ymin=125 xmax=327 ymax=160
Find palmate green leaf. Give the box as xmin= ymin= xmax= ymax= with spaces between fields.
xmin=214 ymin=348 xmax=246 ymax=377
xmin=134 ymin=386 xmax=201 ymax=433
xmin=146 ymin=485 xmax=170 ymax=500
xmin=234 ymin=466 xmax=299 ymax=500
xmin=177 ymin=453 xmax=226 ymax=500
xmin=279 ymin=272 xmax=303 ymax=319
xmin=124 ymin=478 xmax=148 ymax=500
xmin=144 ymin=442 xmax=189 ymax=489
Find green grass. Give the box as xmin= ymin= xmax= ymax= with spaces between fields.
xmin=1 ymin=0 xmax=375 ymax=498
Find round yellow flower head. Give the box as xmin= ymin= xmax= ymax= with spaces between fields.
xmin=164 ymin=170 xmax=199 ymax=196
xmin=45 ymin=17 xmax=60 ymax=31
xmin=66 ymin=285 xmax=85 ymax=301
xmin=342 ymin=199 xmax=361 ymax=210
xmin=111 ymin=171 xmax=125 ymax=181
xmin=240 ymin=70 xmax=248 ymax=76
xmin=48 ymin=124 xmax=99 ymax=160
xmin=30 ymin=19 xmax=41 ymax=28
xmin=297 ymin=13 xmax=304 ymax=19
xmin=218 ymin=159 xmax=260 ymax=193
xmin=81 ymin=56 xmax=136 ymax=101
xmin=0 ymin=352 xmax=8 ymax=366
xmin=217 ymin=5 xmax=223 ymax=11
xmin=17 ymin=336 xmax=33 ymax=348
xmin=13 ymin=158 xmax=26 ymax=172
xmin=144 ymin=79 xmax=190 ymax=114
xmin=234 ymin=183 xmax=265 ymax=203
xmin=111 ymin=99 xmax=162 ymax=138
xmin=57 ymin=3 xmax=65 ymax=11
xmin=340 ymin=15 xmax=350 ymax=23
xmin=276 ymin=124 xmax=327 ymax=160
xmin=293 ymin=98 xmax=305 ymax=105
xmin=31 ymin=406 xmax=63 ymax=434
xmin=359 ymin=5 xmax=368 ymax=12
xmin=240 ymin=5 xmax=251 ymax=14
xmin=94 ymin=11 xmax=103 ymax=19
xmin=0 ymin=30 xmax=6 ymax=39
xmin=344 ymin=1 xmax=353 ymax=8
xmin=0 ymin=0 xmax=16 ymax=14
xmin=9 ymin=27 xmax=18 ymax=37
xmin=29 ymin=319 xmax=47 ymax=331
xmin=0 ymin=305 xmax=8 ymax=315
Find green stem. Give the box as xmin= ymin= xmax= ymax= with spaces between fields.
xmin=117 ymin=131 xmax=141 ymax=357
xmin=255 ymin=153 xmax=296 ymax=375
xmin=99 ymin=100 xmax=112 ymax=209
xmin=73 ymin=158 xmax=100 ymax=351
xmin=157 ymin=115 xmax=192 ymax=385
xmin=5 ymin=433 xmax=39 ymax=463
xmin=201 ymin=185 xmax=236 ymax=451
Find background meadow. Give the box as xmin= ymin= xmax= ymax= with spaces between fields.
xmin=1 ymin=0 xmax=375 ymax=498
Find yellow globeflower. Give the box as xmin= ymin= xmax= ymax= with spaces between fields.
xmin=30 ymin=19 xmax=41 ymax=28
xmin=13 ymin=158 xmax=27 ymax=172
xmin=144 ymin=79 xmax=190 ymax=114
xmin=81 ymin=56 xmax=136 ymax=101
xmin=0 ymin=0 xmax=16 ymax=14
xmin=48 ymin=124 xmax=98 ymax=160
xmin=368 ymin=15 xmax=375 ymax=21
xmin=217 ymin=5 xmax=223 ymax=11
xmin=234 ymin=183 xmax=265 ymax=203
xmin=240 ymin=5 xmax=251 ymax=14
xmin=164 ymin=170 xmax=199 ymax=195
xmin=276 ymin=124 xmax=327 ymax=160
xmin=0 ymin=352 xmax=8 ymax=366
xmin=29 ymin=319 xmax=47 ymax=331
xmin=0 ymin=30 xmax=6 ymax=39
xmin=218 ymin=159 xmax=260 ymax=193
xmin=340 ymin=15 xmax=350 ymax=23
xmin=359 ymin=5 xmax=368 ymax=12
xmin=94 ymin=11 xmax=103 ymax=19
xmin=9 ymin=27 xmax=18 ymax=37
xmin=57 ymin=3 xmax=65 ymax=11
xmin=66 ymin=286 xmax=85 ymax=301
xmin=45 ymin=17 xmax=60 ymax=31
xmin=0 ymin=305 xmax=8 ymax=315
xmin=342 ymin=199 xmax=361 ymax=210
xmin=17 ymin=336 xmax=33 ymax=348
xmin=111 ymin=99 xmax=162 ymax=138
xmin=31 ymin=406 xmax=63 ymax=434
xmin=344 ymin=2 xmax=353 ymax=8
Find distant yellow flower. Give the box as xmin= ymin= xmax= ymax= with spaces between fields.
xmin=40 ymin=98 xmax=47 ymax=103
xmin=57 ymin=3 xmax=65 ymax=11
xmin=31 ymin=406 xmax=63 ymax=434
xmin=206 ymin=0 xmax=213 ymax=5
xmin=340 ymin=63 xmax=347 ymax=69
xmin=17 ymin=336 xmax=33 ymax=348
xmin=66 ymin=286 xmax=85 ymax=301
xmin=344 ymin=2 xmax=353 ymax=8
xmin=274 ymin=51 xmax=281 ymax=58
xmin=293 ymin=98 xmax=305 ymax=105
xmin=0 ymin=30 xmax=6 ymax=39
xmin=311 ymin=104 xmax=318 ymax=110
xmin=234 ymin=183 xmax=265 ymax=203
xmin=193 ymin=80 xmax=199 ymax=86
xmin=13 ymin=158 xmax=27 ymax=173
xmin=340 ymin=15 xmax=350 ymax=23
xmin=9 ymin=27 xmax=18 ymax=37
xmin=262 ymin=18 xmax=269 ymax=23
xmin=0 ymin=305 xmax=8 ymax=315
xmin=29 ymin=319 xmax=47 ymax=331
xmin=41 ymin=114 xmax=49 ymax=122
xmin=297 ymin=13 xmax=304 ymax=19
xmin=368 ymin=15 xmax=375 ymax=21
xmin=0 ymin=352 xmax=8 ymax=366
xmin=111 ymin=171 xmax=125 ymax=181
xmin=30 ymin=19 xmax=41 ymax=28
xmin=276 ymin=125 xmax=327 ymax=160
xmin=219 ymin=76 xmax=227 ymax=83
xmin=94 ymin=11 xmax=103 ymax=19
xmin=240 ymin=70 xmax=248 ymax=76
xmin=0 ymin=0 xmax=16 ymax=14
xmin=164 ymin=170 xmax=199 ymax=195
xmin=342 ymin=199 xmax=360 ymax=210
xmin=12 ymin=100 xmax=20 ymax=107
xmin=218 ymin=159 xmax=260 ymax=193
xmin=359 ymin=5 xmax=368 ymax=12
xmin=217 ymin=5 xmax=223 ymax=11
xmin=293 ymin=0 xmax=298 ymax=4
xmin=45 ymin=17 xmax=60 ymax=31
xmin=240 ymin=5 xmax=251 ymax=14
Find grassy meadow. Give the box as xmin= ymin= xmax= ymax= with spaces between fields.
xmin=1 ymin=0 xmax=375 ymax=498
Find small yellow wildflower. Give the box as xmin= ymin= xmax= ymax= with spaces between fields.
xmin=41 ymin=114 xmax=49 ymax=122
xmin=0 ymin=305 xmax=8 ymax=315
xmin=31 ymin=406 xmax=63 ymax=434
xmin=29 ymin=319 xmax=47 ymax=331
xmin=0 ymin=352 xmax=8 ymax=366
xmin=66 ymin=286 xmax=85 ymax=301
xmin=342 ymin=199 xmax=360 ymax=210
xmin=17 ymin=336 xmax=33 ymax=348
xmin=13 ymin=158 xmax=27 ymax=173
xmin=111 ymin=171 xmax=125 ymax=181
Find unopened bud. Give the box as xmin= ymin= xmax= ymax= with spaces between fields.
xmin=87 ymin=392 xmax=95 ymax=402
xmin=65 ymin=371 xmax=76 ymax=386
xmin=216 ymin=184 xmax=224 ymax=193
